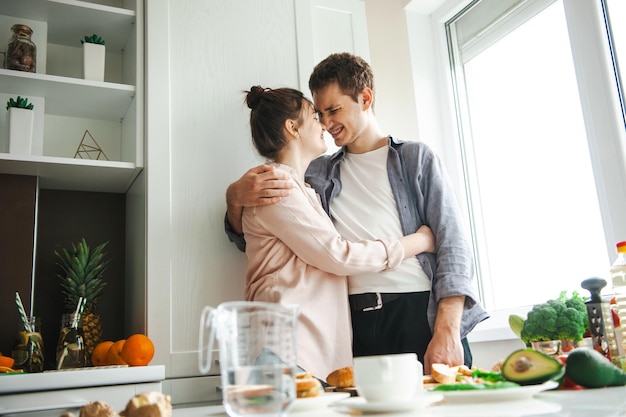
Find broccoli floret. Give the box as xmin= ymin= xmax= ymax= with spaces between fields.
xmin=547 ymin=298 xmax=566 ymax=315
xmin=520 ymin=291 xmax=589 ymax=343
xmin=564 ymin=291 xmax=590 ymax=333
xmin=554 ymin=307 xmax=587 ymax=341
xmin=521 ymin=303 xmax=558 ymax=343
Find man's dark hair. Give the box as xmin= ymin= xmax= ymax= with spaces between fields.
xmin=308 ymin=52 xmax=375 ymax=108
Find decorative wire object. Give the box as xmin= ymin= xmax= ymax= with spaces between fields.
xmin=74 ymin=130 xmax=109 ymax=160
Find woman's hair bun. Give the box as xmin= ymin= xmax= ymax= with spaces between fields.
xmin=246 ymin=86 xmax=267 ymax=110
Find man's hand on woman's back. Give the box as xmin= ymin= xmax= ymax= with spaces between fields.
xmin=226 ymin=164 xmax=294 ymax=234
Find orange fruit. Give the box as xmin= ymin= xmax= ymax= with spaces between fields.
xmin=121 ymin=334 xmax=155 ymax=366
xmin=0 ymin=354 xmax=15 ymax=369
xmin=92 ymin=341 xmax=114 ymax=366
xmin=105 ymin=339 xmax=127 ymax=365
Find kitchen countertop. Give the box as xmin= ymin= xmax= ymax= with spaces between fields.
xmin=0 ymin=365 xmax=165 ymax=395
xmin=172 ymin=385 xmax=626 ymax=417
xmin=0 ymin=366 xmax=166 ymax=415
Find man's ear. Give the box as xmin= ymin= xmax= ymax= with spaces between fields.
xmin=284 ymin=118 xmax=299 ymax=139
xmin=360 ymin=87 xmax=374 ymax=111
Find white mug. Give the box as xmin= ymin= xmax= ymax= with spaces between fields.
xmin=353 ymin=353 xmax=423 ymax=403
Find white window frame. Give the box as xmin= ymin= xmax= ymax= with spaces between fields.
xmin=417 ymin=0 xmax=626 ymax=341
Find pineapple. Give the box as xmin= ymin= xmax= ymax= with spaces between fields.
xmin=55 ymin=238 xmax=109 ymax=366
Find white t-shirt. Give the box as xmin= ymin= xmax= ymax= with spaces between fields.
xmin=330 ymin=146 xmax=431 ymax=294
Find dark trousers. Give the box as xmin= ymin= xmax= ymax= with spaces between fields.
xmin=349 ymin=291 xmax=473 ymax=368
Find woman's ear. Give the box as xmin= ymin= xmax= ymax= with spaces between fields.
xmin=284 ymin=118 xmax=300 ymax=139
xmin=360 ymin=87 xmax=374 ymax=111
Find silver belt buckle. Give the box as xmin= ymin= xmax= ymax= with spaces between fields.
xmin=362 ymin=292 xmax=383 ymax=312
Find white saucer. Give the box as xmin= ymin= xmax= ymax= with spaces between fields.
xmin=289 ymin=392 xmax=350 ymax=412
xmin=330 ymin=393 xmax=443 ymax=414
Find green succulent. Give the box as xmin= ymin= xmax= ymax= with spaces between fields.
xmin=6 ymin=96 xmax=34 ymax=110
xmin=81 ymin=34 xmax=105 ymax=45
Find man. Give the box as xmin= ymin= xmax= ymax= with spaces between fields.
xmin=225 ymin=53 xmax=488 ymax=373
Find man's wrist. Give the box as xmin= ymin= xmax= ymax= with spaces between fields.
xmin=226 ymin=182 xmax=245 ymax=235
xmin=433 ymin=295 xmax=464 ymax=334
xmin=226 ymin=182 xmax=241 ymax=208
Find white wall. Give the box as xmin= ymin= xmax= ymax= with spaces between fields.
xmin=363 ymin=0 xmax=420 ymax=143
xmin=362 ymin=0 xmax=461 ymax=184
xmin=471 ymin=339 xmax=526 ymax=370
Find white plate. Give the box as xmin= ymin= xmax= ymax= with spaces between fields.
xmin=289 ymin=392 xmax=350 ymax=412
xmin=433 ymin=380 xmax=559 ymax=404
xmin=330 ymin=393 xmax=443 ymax=414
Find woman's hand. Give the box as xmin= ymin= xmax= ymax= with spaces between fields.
xmin=415 ymin=225 xmax=435 ymax=253
xmin=398 ymin=225 xmax=435 ymax=258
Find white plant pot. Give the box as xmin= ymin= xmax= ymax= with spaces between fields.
xmin=83 ymin=43 xmax=105 ymax=82
xmin=8 ymin=107 xmax=35 ymax=155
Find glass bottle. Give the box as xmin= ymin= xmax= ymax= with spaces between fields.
xmin=56 ymin=313 xmax=86 ymax=369
xmin=11 ymin=316 xmax=44 ymax=373
xmin=610 ymin=241 xmax=626 ymax=369
xmin=5 ymin=24 xmax=36 ymax=72
xmin=601 ymin=295 xmax=623 ymax=365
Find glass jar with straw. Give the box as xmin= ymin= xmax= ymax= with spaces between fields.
xmin=12 ymin=292 xmax=44 ymax=373
xmin=56 ymin=297 xmax=87 ymax=369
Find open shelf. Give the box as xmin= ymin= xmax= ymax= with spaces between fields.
xmin=0 ymin=153 xmax=140 ymax=192
xmin=0 ymin=0 xmax=135 ymax=51
xmin=0 ymin=69 xmax=135 ymax=121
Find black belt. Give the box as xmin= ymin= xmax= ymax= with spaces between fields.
xmin=349 ymin=292 xmax=405 ymax=312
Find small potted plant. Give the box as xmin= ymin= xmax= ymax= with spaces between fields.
xmin=81 ymin=34 xmax=106 ymax=82
xmin=6 ymin=96 xmax=35 ymax=154
xmin=6 ymin=96 xmax=34 ymax=111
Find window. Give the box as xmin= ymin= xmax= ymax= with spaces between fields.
xmin=605 ymin=0 xmax=625 ymax=126
xmin=444 ymin=0 xmax=626 ymax=321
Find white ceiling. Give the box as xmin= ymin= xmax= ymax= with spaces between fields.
xmin=404 ymin=0 xmax=448 ymax=14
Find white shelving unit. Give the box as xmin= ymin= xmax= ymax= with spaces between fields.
xmin=0 ymin=0 xmax=143 ymax=193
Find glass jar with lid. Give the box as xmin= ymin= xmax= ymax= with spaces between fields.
xmin=6 ymin=24 xmax=36 ymax=72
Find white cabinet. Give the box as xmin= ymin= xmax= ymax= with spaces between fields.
xmin=0 ymin=0 xmax=143 ymax=193
xmin=142 ymin=0 xmax=300 ymax=387
xmin=140 ymin=0 xmax=368 ymax=405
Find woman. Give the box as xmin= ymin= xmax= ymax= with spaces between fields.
xmin=242 ymin=86 xmax=434 ymax=380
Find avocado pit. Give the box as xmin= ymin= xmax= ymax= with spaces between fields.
xmin=513 ymin=356 xmax=532 ymax=373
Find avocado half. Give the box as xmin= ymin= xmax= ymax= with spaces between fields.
xmin=501 ymin=348 xmax=565 ymax=385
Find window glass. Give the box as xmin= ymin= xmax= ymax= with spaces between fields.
xmin=447 ymin=1 xmax=609 ymax=311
